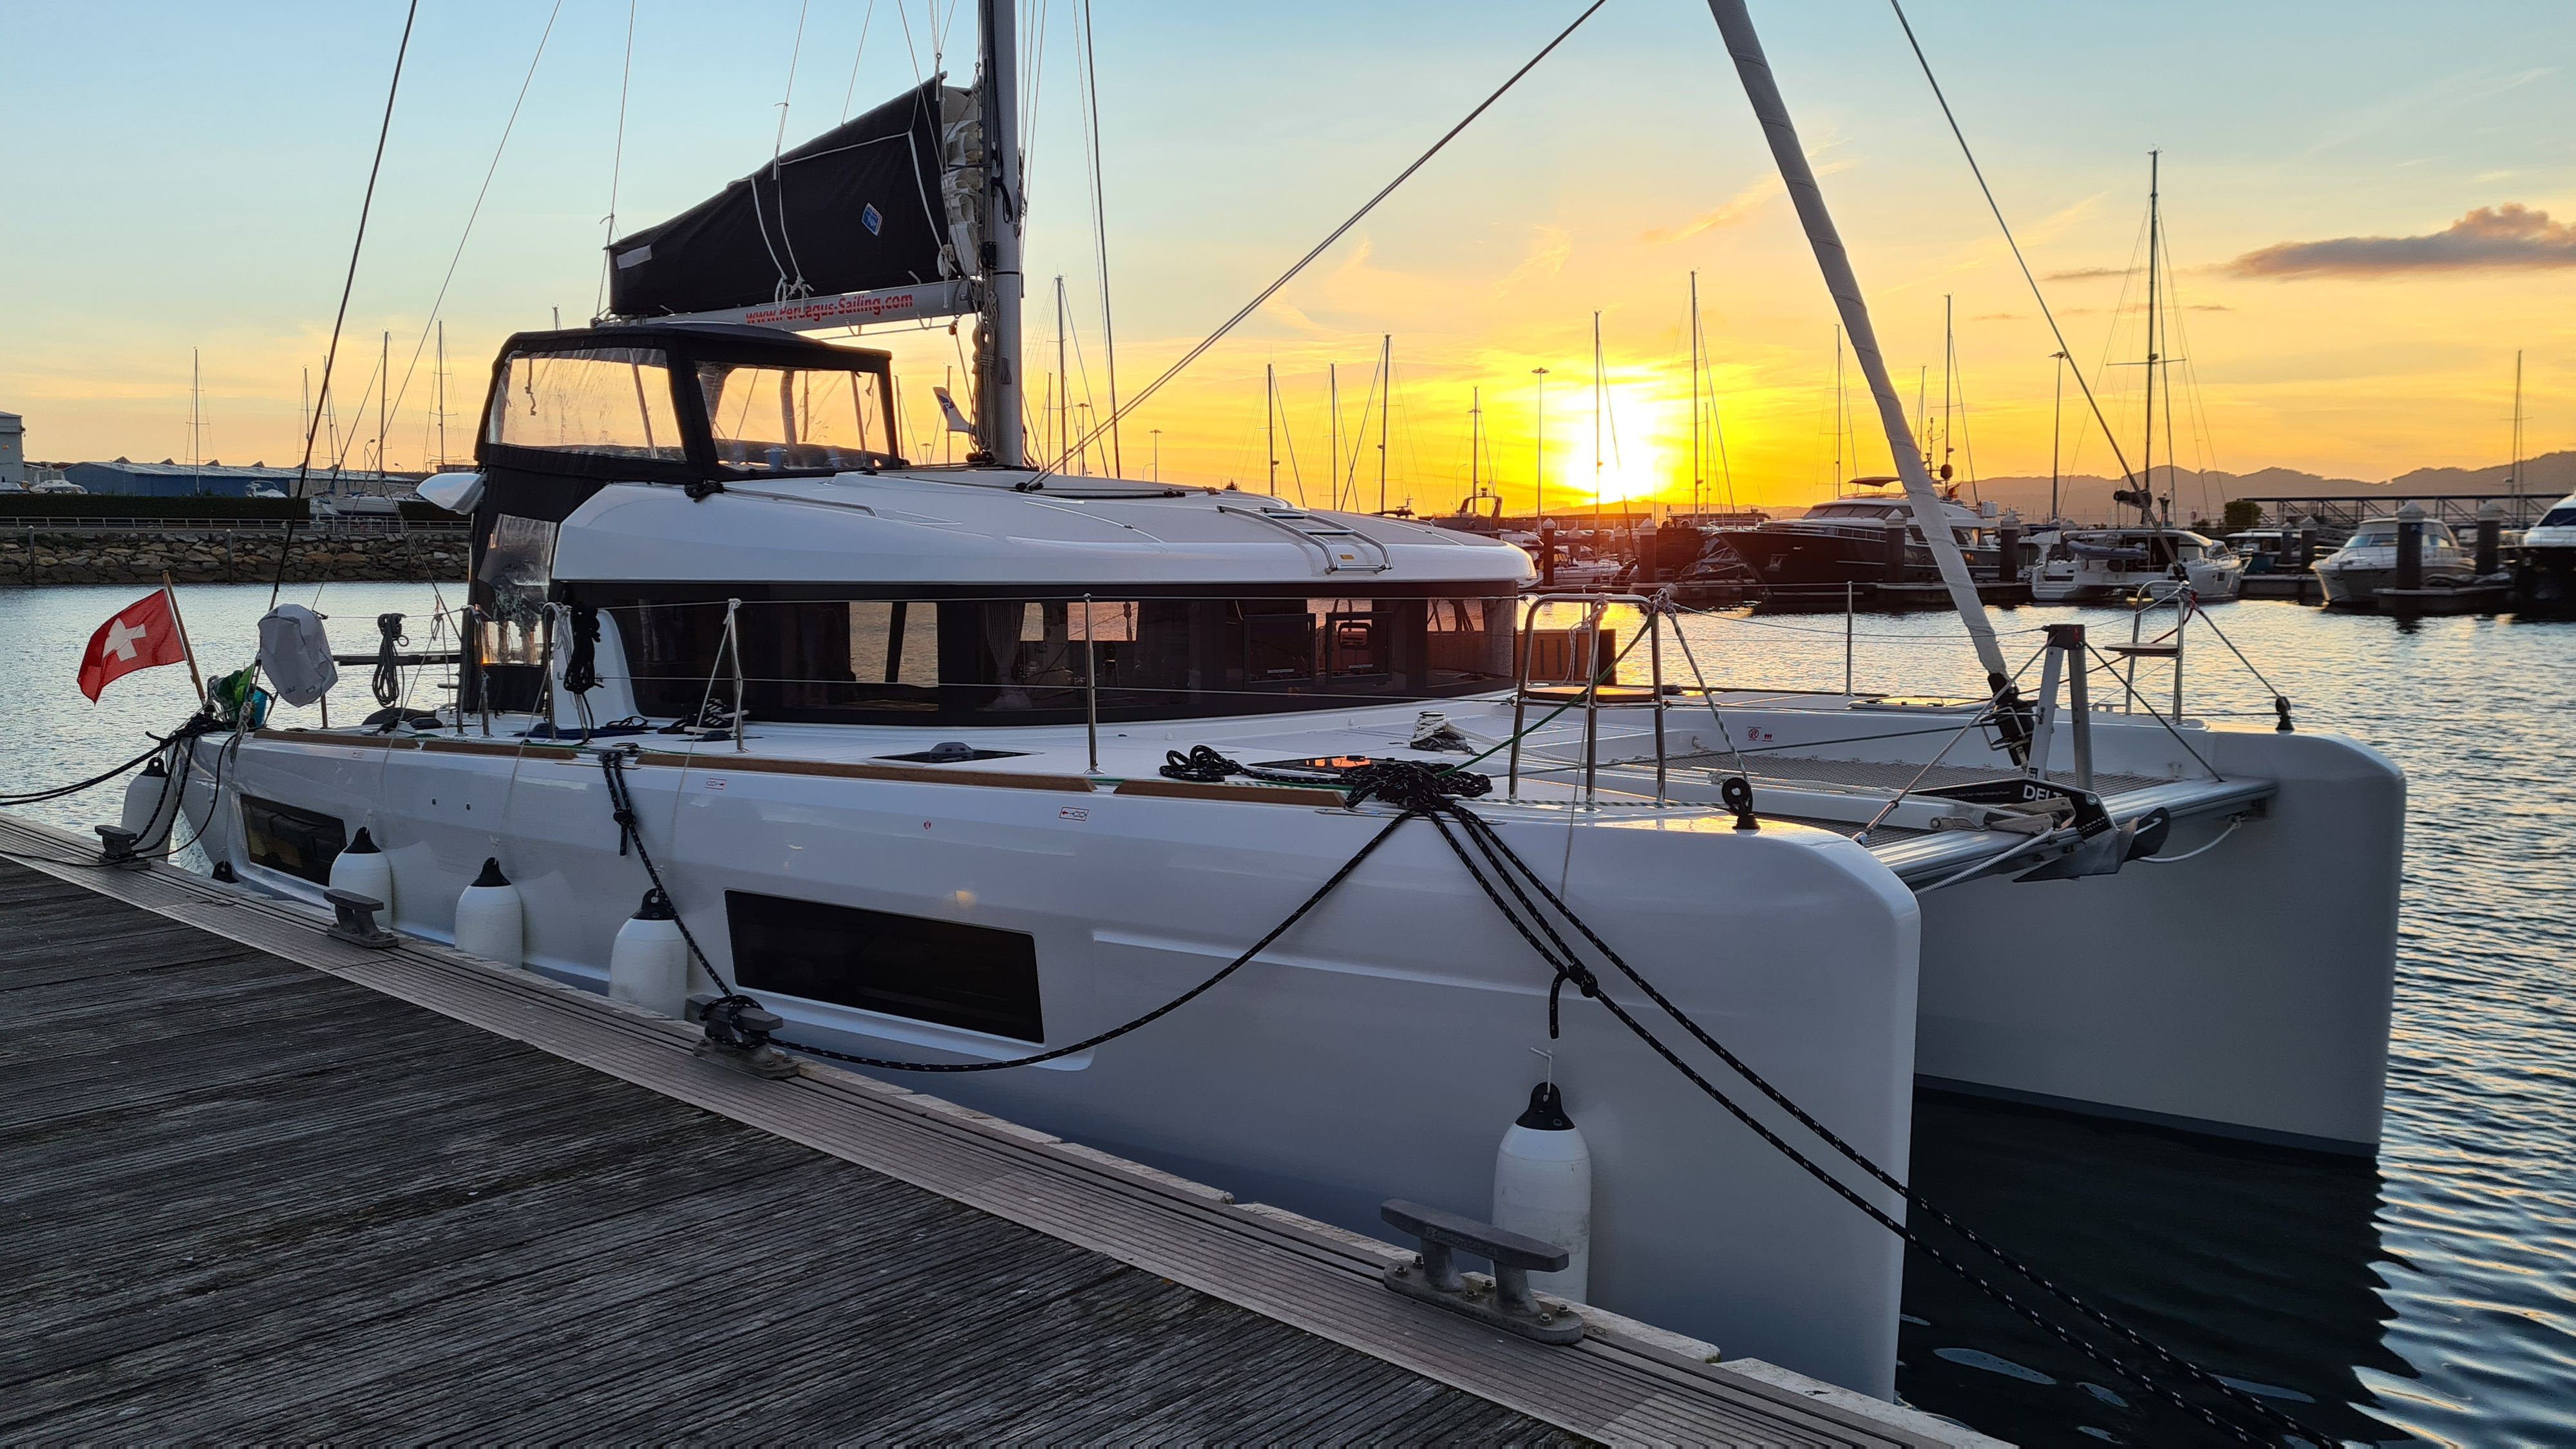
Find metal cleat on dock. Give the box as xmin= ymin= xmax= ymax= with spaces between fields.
xmin=686 ymin=992 xmax=801 ymax=1079
xmin=323 ymin=889 xmax=398 ymax=949
xmin=1379 ymin=1198 xmax=1584 ymax=1345
xmin=93 ymin=826 xmax=140 ymax=865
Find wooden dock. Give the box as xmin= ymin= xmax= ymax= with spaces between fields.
xmin=0 ymin=811 xmax=1991 ymax=1446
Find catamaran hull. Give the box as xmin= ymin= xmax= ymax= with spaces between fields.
xmin=1911 ymin=728 xmax=2401 ymax=1154
xmin=181 ymin=733 xmax=1923 ymax=1397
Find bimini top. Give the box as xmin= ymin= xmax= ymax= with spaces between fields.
xmin=549 ymin=471 xmax=1535 ymax=591
xmin=476 ymin=323 xmax=903 ymax=495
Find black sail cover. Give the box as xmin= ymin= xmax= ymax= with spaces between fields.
xmin=608 ymin=80 xmax=957 ymax=317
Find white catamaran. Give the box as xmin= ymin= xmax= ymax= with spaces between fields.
xmin=165 ymin=1 xmax=2401 ymax=1400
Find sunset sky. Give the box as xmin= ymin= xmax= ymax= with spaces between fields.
xmin=3 ymin=1 xmax=2571 ymax=514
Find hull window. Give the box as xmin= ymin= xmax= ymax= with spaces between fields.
xmin=240 ymin=795 xmax=347 ymax=886
xmin=725 ymin=890 xmax=1045 ymax=1043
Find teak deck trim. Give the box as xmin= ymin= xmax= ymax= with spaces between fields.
xmin=0 ymin=810 xmax=1994 ymax=1448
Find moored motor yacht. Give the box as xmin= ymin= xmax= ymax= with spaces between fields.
xmin=1714 ymin=484 xmax=2009 ymax=600
xmin=156 ymin=0 xmax=2403 ymax=1408
xmin=2315 ymin=513 xmax=2469 ymax=608
xmin=2029 ymin=526 xmax=2245 ymax=603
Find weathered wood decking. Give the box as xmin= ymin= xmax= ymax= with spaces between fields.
xmin=0 ymin=813 xmax=1987 ymax=1446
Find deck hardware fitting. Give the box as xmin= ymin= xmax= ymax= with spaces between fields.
xmin=1379 ymin=1198 xmax=1583 ymax=1346
xmin=687 ymin=992 xmax=800 ymax=1079
xmin=323 ymin=888 xmax=399 ymax=949
xmin=93 ymin=826 xmax=140 ymax=864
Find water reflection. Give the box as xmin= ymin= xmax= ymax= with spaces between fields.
xmin=1898 ymin=1091 xmax=2405 ymax=1445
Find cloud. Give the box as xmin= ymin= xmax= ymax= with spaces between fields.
xmin=2045 ymin=266 xmax=2127 ymax=281
xmin=1643 ymin=176 xmax=1783 ymax=245
xmin=1501 ymin=225 xmax=1572 ymax=285
xmin=2228 ymin=204 xmax=2576 ymax=278
xmin=1968 ymin=312 xmax=2023 ymax=322
xmin=2184 ymin=303 xmax=2233 ymax=312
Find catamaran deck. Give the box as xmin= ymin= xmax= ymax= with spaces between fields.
xmin=0 ymin=813 xmax=1991 ymax=1446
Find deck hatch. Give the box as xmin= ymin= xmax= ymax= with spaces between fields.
xmin=724 ymin=890 xmax=1045 ymax=1043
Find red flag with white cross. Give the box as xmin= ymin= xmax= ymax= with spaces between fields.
xmin=77 ymin=589 xmax=191 ymax=702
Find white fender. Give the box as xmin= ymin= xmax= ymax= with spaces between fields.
xmin=1493 ymin=1082 xmax=1593 ymax=1301
xmin=453 ymin=857 xmax=524 ymax=967
xmin=607 ymin=889 xmax=691 ymax=1017
xmin=118 ymin=757 xmax=184 ymax=847
xmin=327 ymin=826 xmax=396 ymax=916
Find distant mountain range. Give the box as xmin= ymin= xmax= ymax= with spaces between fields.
xmin=1953 ymin=449 xmax=2575 ymax=524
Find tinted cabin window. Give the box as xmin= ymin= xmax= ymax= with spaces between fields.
xmin=486 ymin=346 xmax=683 ymax=459
xmin=726 ymin=891 xmax=1045 ymax=1043
xmin=622 ymin=600 xmax=939 ymax=718
xmin=241 ymin=795 xmax=346 ymax=885
xmin=596 ymin=593 xmax=1515 ymax=724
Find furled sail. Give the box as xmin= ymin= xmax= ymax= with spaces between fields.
xmin=606 ymin=79 xmax=978 ymax=319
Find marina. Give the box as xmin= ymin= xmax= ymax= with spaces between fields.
xmin=5 ymin=0 xmax=2573 ymax=1443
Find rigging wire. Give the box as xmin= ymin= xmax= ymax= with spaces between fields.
xmin=1888 ymin=0 xmax=2140 ymax=493
xmin=594 ymin=0 xmax=639 ymax=318
xmin=773 ymin=0 xmax=811 ymax=158
xmin=1018 ymin=0 xmax=1611 ymax=492
xmin=379 ymin=1 xmax=564 ymax=444
xmin=1079 ymin=0 xmax=1121 ymax=475
xmin=272 ymin=0 xmax=418 ymax=609
xmin=840 ymin=0 xmax=880 ymax=121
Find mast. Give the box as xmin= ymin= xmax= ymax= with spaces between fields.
xmin=1689 ymin=272 xmax=1703 ymax=518
xmin=2141 ymin=150 xmax=2161 ymax=528
xmin=1705 ymin=0 xmax=2009 ymax=685
xmin=1470 ymin=386 xmax=1482 ymax=495
xmin=974 ymin=0 xmax=1025 ymax=466
xmin=1833 ymin=325 xmax=1845 ymax=495
xmin=1329 ymin=363 xmax=1340 ymax=511
xmin=1378 ymin=334 xmax=1390 ymax=514
xmin=377 ymin=330 xmax=390 ymax=480
xmin=189 ymin=348 xmax=201 ymax=490
xmin=435 ymin=320 xmax=446 ymax=470
xmin=1266 ymin=363 xmax=1277 ymax=496
xmin=2049 ymin=350 xmax=2067 ymax=522
xmin=2512 ymin=349 xmax=2524 ymax=498
xmin=1591 ymin=311 xmax=1604 ymax=545
xmin=1941 ymin=293 xmax=1953 ymax=484
xmin=1532 ymin=366 xmax=1548 ymax=520
xmin=1055 ymin=276 xmax=1070 ymax=469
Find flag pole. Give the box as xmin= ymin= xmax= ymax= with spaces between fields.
xmin=161 ymin=573 xmax=206 ymax=703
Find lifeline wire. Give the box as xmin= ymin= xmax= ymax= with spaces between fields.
xmin=1887 ymin=0 xmax=2138 ymax=492
xmin=1016 ymin=0 xmax=1609 ymax=491
xmin=270 ymin=1 xmax=418 ymax=608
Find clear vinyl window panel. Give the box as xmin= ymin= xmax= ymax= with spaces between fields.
xmin=486 ymin=347 xmax=683 ymax=458
xmin=696 ymin=361 xmax=895 ymax=473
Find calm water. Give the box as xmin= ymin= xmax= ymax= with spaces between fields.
xmin=2 ymin=582 xmax=2570 ymax=1446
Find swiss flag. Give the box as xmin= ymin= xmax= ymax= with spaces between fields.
xmin=79 ymin=589 xmax=190 ymax=702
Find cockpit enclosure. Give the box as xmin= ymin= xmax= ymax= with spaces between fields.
xmin=468 ymin=323 xmax=903 ymax=711
xmin=478 ymin=323 xmax=902 ymax=493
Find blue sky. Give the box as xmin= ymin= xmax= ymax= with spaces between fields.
xmin=4 ymin=1 xmax=2570 ymax=504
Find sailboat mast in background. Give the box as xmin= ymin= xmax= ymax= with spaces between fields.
xmin=2141 ymin=149 xmax=2162 ymax=527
